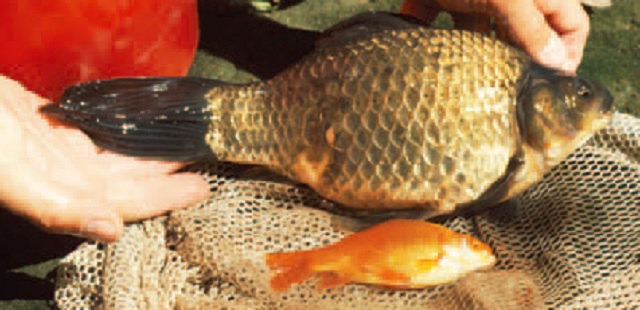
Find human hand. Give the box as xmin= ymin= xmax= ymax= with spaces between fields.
xmin=400 ymin=0 xmax=590 ymax=73
xmin=0 ymin=76 xmax=210 ymax=243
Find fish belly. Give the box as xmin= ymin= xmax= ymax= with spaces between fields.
xmin=261 ymin=29 xmax=526 ymax=211
xmin=209 ymin=28 xmax=527 ymax=212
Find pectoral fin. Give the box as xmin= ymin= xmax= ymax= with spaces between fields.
xmin=417 ymin=258 xmax=440 ymax=272
xmin=378 ymin=269 xmax=410 ymax=283
xmin=316 ymin=272 xmax=351 ymax=290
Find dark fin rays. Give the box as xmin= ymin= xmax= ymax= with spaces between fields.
xmin=316 ymin=12 xmax=428 ymax=49
xmin=40 ymin=77 xmax=224 ymax=161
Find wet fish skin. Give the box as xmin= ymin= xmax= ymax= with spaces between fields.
xmin=204 ymin=24 xmax=528 ymax=214
xmin=265 ymin=219 xmax=497 ymax=291
xmin=41 ymin=12 xmax=615 ymax=218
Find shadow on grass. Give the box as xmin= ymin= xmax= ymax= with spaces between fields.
xmin=197 ymin=1 xmax=320 ymax=79
xmin=0 ymin=271 xmax=56 ymax=301
xmin=0 ymin=209 xmax=82 ymax=302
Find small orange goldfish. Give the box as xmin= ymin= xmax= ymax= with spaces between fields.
xmin=265 ymin=219 xmax=496 ymax=291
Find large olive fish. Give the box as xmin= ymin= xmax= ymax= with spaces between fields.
xmin=42 ymin=12 xmax=614 ymax=220
xmin=266 ymin=219 xmax=496 ymax=291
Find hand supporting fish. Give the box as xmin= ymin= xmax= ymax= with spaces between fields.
xmin=399 ymin=0 xmax=593 ymax=74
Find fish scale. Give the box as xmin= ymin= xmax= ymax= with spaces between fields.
xmin=42 ymin=12 xmax=614 ymax=220
xmin=212 ymin=26 xmax=527 ymax=212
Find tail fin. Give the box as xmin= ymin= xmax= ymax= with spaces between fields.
xmin=265 ymin=251 xmax=313 ymax=291
xmin=40 ymin=77 xmax=224 ymax=161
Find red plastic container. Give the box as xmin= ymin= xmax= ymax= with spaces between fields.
xmin=0 ymin=0 xmax=199 ymax=100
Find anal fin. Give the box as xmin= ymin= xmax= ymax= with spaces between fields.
xmin=378 ymin=269 xmax=411 ymax=284
xmin=316 ymin=272 xmax=351 ymax=290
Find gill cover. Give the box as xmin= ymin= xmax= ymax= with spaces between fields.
xmin=516 ymin=63 xmax=614 ymax=154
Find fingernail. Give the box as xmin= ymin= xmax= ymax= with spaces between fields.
xmin=536 ymin=32 xmax=572 ymax=72
xmin=85 ymin=219 xmax=118 ymax=242
xmin=560 ymin=60 xmax=578 ymax=75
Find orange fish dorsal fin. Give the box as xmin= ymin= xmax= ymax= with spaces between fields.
xmin=265 ymin=252 xmax=313 ymax=292
xmin=315 ymin=272 xmax=351 ymax=290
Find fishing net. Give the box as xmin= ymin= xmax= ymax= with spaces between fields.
xmin=53 ymin=110 xmax=639 ymax=309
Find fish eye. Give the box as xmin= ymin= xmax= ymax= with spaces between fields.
xmin=576 ymin=80 xmax=593 ymax=99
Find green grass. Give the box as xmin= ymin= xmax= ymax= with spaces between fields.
xmin=579 ymin=0 xmax=640 ymax=116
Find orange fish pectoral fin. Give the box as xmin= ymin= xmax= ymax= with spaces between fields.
xmin=377 ymin=268 xmax=411 ymax=284
xmin=265 ymin=251 xmax=313 ymax=292
xmin=315 ymin=272 xmax=351 ymax=291
xmin=416 ymin=258 xmax=441 ymax=272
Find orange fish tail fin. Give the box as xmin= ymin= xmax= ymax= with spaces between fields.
xmin=265 ymin=251 xmax=313 ymax=291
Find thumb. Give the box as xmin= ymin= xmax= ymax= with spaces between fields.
xmin=492 ymin=0 xmax=575 ymax=72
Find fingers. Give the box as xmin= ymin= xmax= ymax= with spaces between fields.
xmin=534 ymin=0 xmax=590 ymax=72
xmin=490 ymin=0 xmax=558 ymax=66
xmin=96 ymin=152 xmax=188 ymax=176
xmin=105 ymin=172 xmax=210 ymax=221
xmin=399 ymin=0 xmax=589 ymax=73
xmin=0 ymin=76 xmax=210 ymax=243
xmin=2 ymin=163 xmax=208 ymax=243
xmin=37 ymin=202 xmax=124 ymax=243
xmin=1 ymin=163 xmax=124 ymax=243
xmin=491 ymin=0 xmax=588 ymax=73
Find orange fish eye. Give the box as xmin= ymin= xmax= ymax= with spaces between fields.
xmin=467 ymin=238 xmax=492 ymax=254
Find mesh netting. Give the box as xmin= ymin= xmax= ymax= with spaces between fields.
xmin=54 ymin=112 xmax=639 ymax=309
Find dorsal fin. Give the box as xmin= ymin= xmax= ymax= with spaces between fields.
xmin=316 ymin=12 xmax=428 ymax=49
